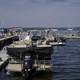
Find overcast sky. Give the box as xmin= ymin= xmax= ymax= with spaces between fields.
xmin=0 ymin=0 xmax=80 ymax=28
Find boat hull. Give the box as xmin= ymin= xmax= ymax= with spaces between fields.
xmin=7 ymin=45 xmax=53 ymax=58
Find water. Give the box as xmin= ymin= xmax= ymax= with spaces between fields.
xmin=1 ymin=39 xmax=80 ymax=80
xmin=0 ymin=69 xmax=6 ymax=80
xmin=52 ymin=39 xmax=80 ymax=80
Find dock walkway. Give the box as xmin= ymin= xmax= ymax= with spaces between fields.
xmin=0 ymin=35 xmax=17 ymax=41
xmin=0 ymin=35 xmax=19 ymax=50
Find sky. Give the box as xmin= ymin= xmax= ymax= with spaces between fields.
xmin=0 ymin=0 xmax=80 ymax=28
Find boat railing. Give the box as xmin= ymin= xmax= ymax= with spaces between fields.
xmin=8 ymin=57 xmax=23 ymax=64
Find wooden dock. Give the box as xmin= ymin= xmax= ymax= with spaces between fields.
xmin=0 ymin=35 xmax=19 ymax=50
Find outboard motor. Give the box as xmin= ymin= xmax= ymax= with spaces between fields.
xmin=23 ymin=56 xmax=32 ymax=71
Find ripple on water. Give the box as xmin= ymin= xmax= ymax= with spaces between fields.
xmin=52 ymin=39 xmax=80 ymax=80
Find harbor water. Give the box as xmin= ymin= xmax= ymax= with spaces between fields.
xmin=52 ymin=39 xmax=80 ymax=80
xmin=0 ymin=39 xmax=80 ymax=80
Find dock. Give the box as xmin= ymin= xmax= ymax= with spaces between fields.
xmin=0 ymin=35 xmax=19 ymax=71
xmin=0 ymin=35 xmax=19 ymax=50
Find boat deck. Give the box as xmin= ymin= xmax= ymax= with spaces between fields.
xmin=6 ymin=64 xmax=23 ymax=72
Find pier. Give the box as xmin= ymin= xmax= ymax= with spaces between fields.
xmin=0 ymin=36 xmax=19 ymax=80
xmin=0 ymin=35 xmax=19 ymax=50
xmin=0 ymin=33 xmax=19 ymax=79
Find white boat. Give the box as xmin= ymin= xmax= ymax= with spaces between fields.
xmin=7 ymin=33 xmax=53 ymax=57
xmin=49 ymin=42 xmax=65 ymax=46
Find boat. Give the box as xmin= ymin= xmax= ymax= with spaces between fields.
xmin=49 ymin=42 xmax=65 ymax=46
xmin=7 ymin=32 xmax=53 ymax=58
xmin=6 ymin=32 xmax=53 ymax=74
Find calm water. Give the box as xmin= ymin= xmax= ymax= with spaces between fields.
xmin=52 ymin=39 xmax=80 ymax=80
xmin=1 ymin=39 xmax=80 ymax=80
